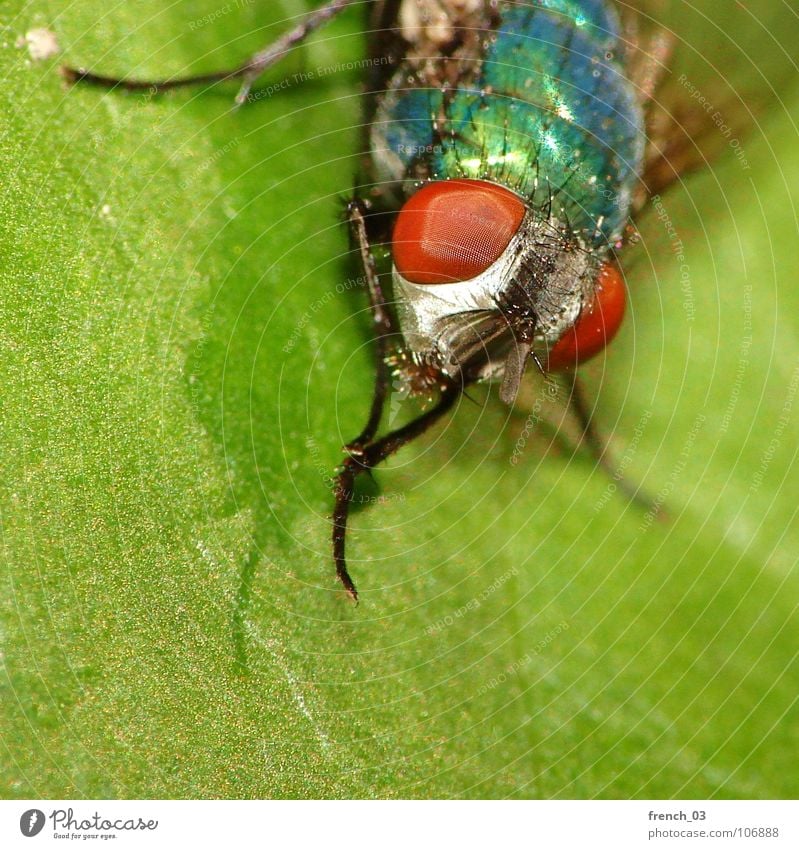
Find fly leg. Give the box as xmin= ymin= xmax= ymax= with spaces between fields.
xmin=343 ymin=197 xmax=399 ymax=452
xmin=333 ymin=196 xmax=461 ymax=601
xmin=565 ymin=372 xmax=659 ymax=514
xmin=333 ymin=382 xmax=461 ymax=602
xmin=61 ymin=0 xmax=360 ymax=104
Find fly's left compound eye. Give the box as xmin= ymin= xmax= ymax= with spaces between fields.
xmin=392 ymin=179 xmax=526 ymax=284
xmin=546 ymin=263 xmax=627 ymax=371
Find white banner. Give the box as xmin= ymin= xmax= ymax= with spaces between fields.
xmin=1 ymin=800 xmax=797 ymax=848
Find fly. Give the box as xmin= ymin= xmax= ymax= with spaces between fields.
xmin=62 ymin=0 xmax=760 ymax=601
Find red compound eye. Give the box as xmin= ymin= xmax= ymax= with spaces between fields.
xmin=392 ymin=179 xmax=526 ymax=284
xmin=547 ymin=263 xmax=627 ymax=371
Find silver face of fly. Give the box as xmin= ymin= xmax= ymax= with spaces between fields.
xmin=63 ymin=0 xmax=770 ymax=599
xmin=392 ymin=205 xmax=597 ymax=385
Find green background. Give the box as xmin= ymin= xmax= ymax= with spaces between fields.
xmin=1 ymin=0 xmax=797 ymax=798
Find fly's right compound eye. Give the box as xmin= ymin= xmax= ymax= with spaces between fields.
xmin=546 ymin=263 xmax=627 ymax=371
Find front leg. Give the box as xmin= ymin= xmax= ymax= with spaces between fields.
xmin=333 ymin=381 xmax=461 ymax=602
xmin=343 ymin=197 xmax=400 ymax=453
xmin=334 ymin=196 xmax=462 ymax=601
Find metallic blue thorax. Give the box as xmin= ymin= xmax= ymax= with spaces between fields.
xmin=372 ymin=0 xmax=645 ymax=247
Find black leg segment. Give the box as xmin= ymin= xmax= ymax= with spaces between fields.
xmin=344 ymin=197 xmax=401 ymax=452
xmin=333 ymin=382 xmax=461 ymax=602
xmin=62 ymin=0 xmax=360 ymax=103
xmin=566 ymin=372 xmax=657 ymax=512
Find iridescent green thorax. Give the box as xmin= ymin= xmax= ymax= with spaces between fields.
xmin=372 ymin=0 xmax=645 ymax=248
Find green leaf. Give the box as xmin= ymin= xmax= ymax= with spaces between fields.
xmin=1 ymin=0 xmax=798 ymax=798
